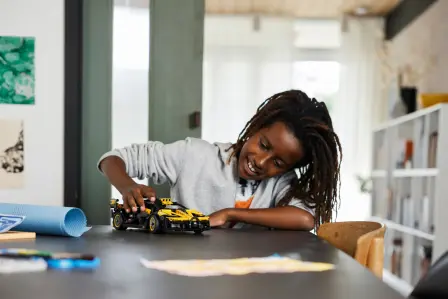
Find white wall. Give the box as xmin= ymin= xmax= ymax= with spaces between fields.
xmin=388 ymin=1 xmax=448 ymax=95
xmin=0 ymin=0 xmax=64 ymax=206
xmin=293 ymin=19 xmax=340 ymax=49
xmin=202 ymin=16 xmax=295 ymax=144
xmin=202 ymin=16 xmax=341 ymax=144
xmin=335 ymin=18 xmax=385 ymax=222
xmin=204 ymin=16 xmax=340 ymax=48
xmin=204 ymin=16 xmax=295 ymax=48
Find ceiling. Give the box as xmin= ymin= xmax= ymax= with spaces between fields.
xmin=114 ymin=0 xmax=402 ymax=18
xmin=205 ymin=0 xmax=402 ymax=18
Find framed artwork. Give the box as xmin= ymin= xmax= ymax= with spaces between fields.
xmin=0 ymin=119 xmax=24 ymax=189
xmin=0 ymin=36 xmax=35 ymax=105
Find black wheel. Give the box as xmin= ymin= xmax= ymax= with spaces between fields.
xmin=194 ymin=229 xmax=203 ymax=235
xmin=148 ymin=214 xmax=161 ymax=233
xmin=112 ymin=213 xmax=127 ymax=230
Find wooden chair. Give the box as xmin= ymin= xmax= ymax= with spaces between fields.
xmin=317 ymin=221 xmax=386 ymax=278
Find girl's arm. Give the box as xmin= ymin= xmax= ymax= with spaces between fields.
xmin=97 ymin=139 xmax=191 ymax=211
xmin=97 ymin=139 xmax=191 ymax=185
xmin=210 ymin=171 xmax=315 ymax=231
xmin=212 ymin=206 xmax=315 ymax=231
xmin=228 ymin=206 xmax=314 ymax=231
xmin=99 ymin=156 xmax=139 ymax=194
xmin=100 ymin=156 xmax=156 ymax=212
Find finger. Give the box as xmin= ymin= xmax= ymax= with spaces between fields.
xmin=210 ymin=219 xmax=222 ymax=227
xmin=131 ymin=188 xmax=145 ymax=211
xmin=209 ymin=214 xmax=226 ymax=227
xmin=122 ymin=195 xmax=130 ymax=213
xmin=208 ymin=215 xmax=218 ymax=227
xmin=127 ymin=194 xmax=138 ymax=212
xmin=141 ymin=186 xmax=156 ymax=202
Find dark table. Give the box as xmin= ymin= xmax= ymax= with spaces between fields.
xmin=0 ymin=226 xmax=405 ymax=299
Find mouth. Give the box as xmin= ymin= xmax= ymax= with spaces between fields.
xmin=244 ymin=158 xmax=260 ymax=177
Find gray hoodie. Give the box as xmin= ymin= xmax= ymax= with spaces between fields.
xmin=97 ymin=137 xmax=314 ymax=227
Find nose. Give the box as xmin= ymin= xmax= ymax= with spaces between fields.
xmin=255 ymin=153 xmax=270 ymax=170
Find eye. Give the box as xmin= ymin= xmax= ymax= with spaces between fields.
xmin=273 ymin=159 xmax=284 ymax=168
xmin=259 ymin=139 xmax=269 ymax=150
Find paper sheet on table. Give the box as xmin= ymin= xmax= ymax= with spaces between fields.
xmin=0 ymin=203 xmax=90 ymax=237
xmin=140 ymin=255 xmax=335 ymax=276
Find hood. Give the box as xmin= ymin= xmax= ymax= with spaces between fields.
xmin=159 ymin=208 xmax=204 ymax=218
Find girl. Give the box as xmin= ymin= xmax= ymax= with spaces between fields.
xmin=98 ymin=90 xmax=342 ymax=231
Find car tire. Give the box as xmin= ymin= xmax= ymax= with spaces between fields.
xmin=194 ymin=229 xmax=203 ymax=235
xmin=148 ymin=214 xmax=161 ymax=234
xmin=112 ymin=212 xmax=127 ymax=230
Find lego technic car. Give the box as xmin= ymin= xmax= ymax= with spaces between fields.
xmin=110 ymin=197 xmax=210 ymax=234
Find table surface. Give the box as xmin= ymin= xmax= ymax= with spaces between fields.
xmin=0 ymin=226 xmax=405 ymax=299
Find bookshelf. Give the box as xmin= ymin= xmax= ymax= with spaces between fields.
xmin=370 ymin=103 xmax=448 ymax=297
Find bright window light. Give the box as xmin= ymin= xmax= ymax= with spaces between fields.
xmin=292 ymin=61 xmax=340 ymax=114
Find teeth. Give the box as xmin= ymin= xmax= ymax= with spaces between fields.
xmin=248 ymin=161 xmax=256 ymax=173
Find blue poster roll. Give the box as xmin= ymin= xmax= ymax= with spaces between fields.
xmin=0 ymin=203 xmax=90 ymax=237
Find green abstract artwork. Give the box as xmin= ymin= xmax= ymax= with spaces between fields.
xmin=0 ymin=36 xmax=35 ymax=105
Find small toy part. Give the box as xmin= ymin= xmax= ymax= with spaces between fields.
xmin=0 ymin=248 xmax=100 ymax=270
xmin=0 ymin=257 xmax=48 ymax=274
xmin=110 ymin=197 xmax=210 ymax=234
xmin=0 ymin=231 xmax=36 ymax=241
xmin=46 ymin=255 xmax=100 ymax=270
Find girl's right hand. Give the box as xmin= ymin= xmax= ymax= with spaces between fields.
xmin=120 ymin=184 xmax=156 ymax=213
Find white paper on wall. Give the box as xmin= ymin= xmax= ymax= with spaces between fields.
xmin=0 ymin=119 xmax=24 ymax=189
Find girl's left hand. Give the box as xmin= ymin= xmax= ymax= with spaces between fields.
xmin=209 ymin=208 xmax=231 ymax=227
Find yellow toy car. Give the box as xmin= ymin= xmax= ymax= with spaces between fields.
xmin=110 ymin=197 xmax=210 ymax=234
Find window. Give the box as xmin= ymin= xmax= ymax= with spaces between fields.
xmin=292 ymin=61 xmax=340 ymax=114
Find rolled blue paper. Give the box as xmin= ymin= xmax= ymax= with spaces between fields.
xmin=0 ymin=203 xmax=90 ymax=237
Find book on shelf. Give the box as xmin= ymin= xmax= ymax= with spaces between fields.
xmin=390 ymin=237 xmax=403 ymax=277
xmin=428 ymin=132 xmax=438 ymax=168
xmin=394 ymin=139 xmax=413 ymax=169
xmin=387 ymin=232 xmax=434 ymax=284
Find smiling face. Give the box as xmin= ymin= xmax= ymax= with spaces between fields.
xmin=237 ymin=121 xmax=305 ymax=180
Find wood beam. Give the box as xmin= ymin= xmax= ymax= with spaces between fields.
xmin=385 ymin=0 xmax=438 ymax=40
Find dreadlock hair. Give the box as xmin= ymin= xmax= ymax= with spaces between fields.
xmin=226 ymin=90 xmax=342 ymax=229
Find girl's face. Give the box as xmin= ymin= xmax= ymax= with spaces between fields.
xmin=238 ymin=121 xmax=305 ymax=180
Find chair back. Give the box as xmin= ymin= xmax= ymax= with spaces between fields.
xmin=355 ymin=225 xmax=386 ymax=278
xmin=317 ymin=221 xmax=385 ymax=278
xmin=317 ymin=221 xmax=382 ymax=256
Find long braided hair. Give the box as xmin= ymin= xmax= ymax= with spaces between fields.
xmin=227 ymin=90 xmax=342 ymax=228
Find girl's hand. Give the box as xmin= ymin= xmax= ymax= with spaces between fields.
xmin=209 ymin=208 xmax=232 ymax=227
xmin=120 ymin=183 xmax=156 ymax=213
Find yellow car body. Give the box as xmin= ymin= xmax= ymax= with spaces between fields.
xmin=110 ymin=197 xmax=210 ymax=234
xmin=156 ymin=208 xmax=209 ymax=222
xmin=154 ymin=197 xmax=210 ymax=222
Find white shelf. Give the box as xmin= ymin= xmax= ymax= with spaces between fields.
xmin=371 ymin=104 xmax=448 ymax=295
xmin=371 ymin=168 xmax=438 ymax=178
xmin=392 ymin=168 xmax=439 ymax=177
xmin=383 ymin=269 xmax=413 ymax=297
xmin=370 ymin=217 xmax=435 ymax=241
xmin=373 ymin=103 xmax=442 ymax=132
